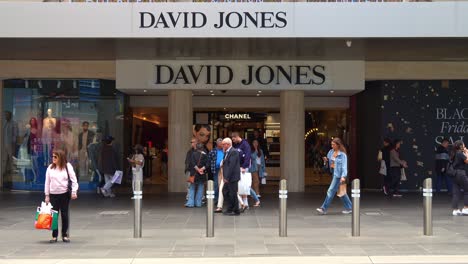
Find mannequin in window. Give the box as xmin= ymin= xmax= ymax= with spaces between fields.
xmin=61 ymin=121 xmax=77 ymax=166
xmin=2 ymin=111 xmax=18 ymax=179
xmin=29 ymin=117 xmax=40 ymax=183
xmin=42 ymin=108 xmax=57 ymax=166
xmin=78 ymin=121 xmax=95 ymax=181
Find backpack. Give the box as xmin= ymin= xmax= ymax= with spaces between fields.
xmin=445 ymin=160 xmax=457 ymax=178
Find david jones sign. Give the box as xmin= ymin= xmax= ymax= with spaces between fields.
xmin=155 ymin=64 xmax=325 ymax=86
xmin=140 ymin=11 xmax=287 ymax=29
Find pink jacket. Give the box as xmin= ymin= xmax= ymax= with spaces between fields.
xmin=44 ymin=163 xmax=79 ymax=195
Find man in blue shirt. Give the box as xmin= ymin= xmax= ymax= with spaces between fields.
xmin=208 ymin=138 xmax=224 ymax=203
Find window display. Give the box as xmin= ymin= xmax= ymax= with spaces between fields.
xmin=2 ymin=79 xmax=125 ymax=191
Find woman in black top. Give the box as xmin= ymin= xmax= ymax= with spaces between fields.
xmin=450 ymin=140 xmax=468 ymax=216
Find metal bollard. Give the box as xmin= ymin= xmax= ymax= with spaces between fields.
xmin=423 ymin=178 xmax=433 ymax=236
xmin=133 ymin=180 xmax=143 ymax=238
xmin=351 ymin=179 xmax=360 ymax=237
xmin=279 ymin=179 xmax=288 ymax=237
xmin=206 ymin=180 xmax=215 ymax=237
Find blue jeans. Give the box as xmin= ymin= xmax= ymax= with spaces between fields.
xmin=436 ymin=173 xmax=452 ymax=193
xmin=186 ymin=182 xmax=204 ymax=207
xmin=250 ymin=188 xmax=260 ymax=202
xmin=320 ymin=176 xmax=352 ymax=211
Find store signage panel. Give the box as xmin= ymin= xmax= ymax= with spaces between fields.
xmin=1 ymin=3 xmax=468 ymax=38
xmin=116 ymin=60 xmax=364 ymax=92
xmin=219 ymin=112 xmax=267 ymax=121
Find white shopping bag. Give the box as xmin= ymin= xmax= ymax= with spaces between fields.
xmin=39 ymin=201 xmax=53 ymax=214
xmin=238 ymin=172 xmax=252 ymax=195
xmin=111 ymin=170 xmax=123 ymax=184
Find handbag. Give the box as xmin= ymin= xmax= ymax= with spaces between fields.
xmin=337 ymin=183 xmax=347 ymax=197
xmin=379 ymin=160 xmax=387 ymax=176
xmin=65 ymin=163 xmax=72 ymax=194
xmin=187 ymin=152 xmax=202 ymax=184
xmin=400 ymin=168 xmax=407 ymax=181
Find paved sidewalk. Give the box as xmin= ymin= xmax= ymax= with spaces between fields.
xmin=1 ymin=256 xmax=468 ymax=264
xmin=0 ymin=191 xmax=467 ymax=259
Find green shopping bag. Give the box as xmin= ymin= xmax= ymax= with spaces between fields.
xmin=51 ymin=210 xmax=59 ymax=231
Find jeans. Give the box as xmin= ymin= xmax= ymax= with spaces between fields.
xmin=102 ymin=174 xmax=114 ymax=193
xmin=452 ymin=173 xmax=468 ymax=209
xmin=250 ymin=188 xmax=260 ymax=202
xmin=320 ymin=176 xmax=352 ymax=211
xmin=186 ymin=182 xmax=204 ymax=207
xmin=389 ymin=167 xmax=401 ymax=195
xmin=436 ymin=172 xmax=452 ymax=193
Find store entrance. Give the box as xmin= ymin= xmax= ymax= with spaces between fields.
xmin=195 ymin=111 xmax=281 ymax=193
xmin=131 ymin=107 xmax=168 ymax=192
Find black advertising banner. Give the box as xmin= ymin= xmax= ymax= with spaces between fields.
xmin=376 ymin=80 xmax=467 ymax=190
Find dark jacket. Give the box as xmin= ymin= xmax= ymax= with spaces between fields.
xmin=190 ymin=150 xmax=209 ymax=183
xmin=78 ymin=130 xmax=95 ymax=151
xmin=98 ymin=143 xmax=119 ymax=175
xmin=381 ymin=145 xmax=391 ymax=171
xmin=223 ymin=148 xmax=240 ymax=182
xmin=435 ymin=145 xmax=450 ymax=174
xmin=233 ymin=139 xmax=251 ymax=169
xmin=185 ymin=148 xmax=195 ymax=173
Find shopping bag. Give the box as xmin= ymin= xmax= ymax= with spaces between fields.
xmin=337 ymin=183 xmax=347 ymax=197
xmin=261 ymin=177 xmax=267 ymax=185
xmin=400 ymin=168 xmax=407 ymax=181
xmin=111 ymin=170 xmax=123 ymax=184
xmin=35 ymin=213 xmax=52 ymax=230
xmin=34 ymin=202 xmax=58 ymax=230
xmin=379 ymin=160 xmax=387 ymax=176
xmin=238 ymin=172 xmax=252 ymax=195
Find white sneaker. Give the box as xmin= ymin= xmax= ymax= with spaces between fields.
xmin=109 ymin=193 xmax=116 ymax=198
xmin=453 ymin=209 xmax=463 ymax=216
xmin=342 ymin=209 xmax=352 ymax=215
xmin=316 ymin=208 xmax=327 ymax=215
xmin=462 ymin=208 xmax=468 ymax=215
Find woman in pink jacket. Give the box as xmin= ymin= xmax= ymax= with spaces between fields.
xmin=44 ymin=149 xmax=79 ymax=243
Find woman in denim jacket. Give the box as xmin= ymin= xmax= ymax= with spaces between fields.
xmin=316 ymin=138 xmax=352 ymax=215
xmin=250 ymin=139 xmax=266 ymax=197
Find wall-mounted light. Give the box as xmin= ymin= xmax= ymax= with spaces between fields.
xmin=346 ymin=40 xmax=352 ymax=48
xmin=38 ymin=81 xmax=43 ymax=89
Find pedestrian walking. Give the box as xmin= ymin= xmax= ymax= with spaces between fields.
xmin=44 ymin=149 xmax=78 ymax=243
xmin=389 ymin=139 xmax=408 ymax=198
xmin=222 ymin=138 xmax=241 ymax=216
xmin=127 ymin=144 xmax=145 ymax=192
xmin=316 ymin=138 xmax=352 ymax=215
xmin=185 ymin=143 xmax=208 ymax=208
xmin=448 ymin=140 xmax=468 ymax=216
xmin=98 ymin=136 xmax=119 ymax=198
xmin=435 ymin=139 xmax=452 ymax=194
xmin=378 ymin=138 xmax=392 ymax=195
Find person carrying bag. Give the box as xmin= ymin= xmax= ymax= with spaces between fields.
xmin=44 ymin=149 xmax=78 ymax=243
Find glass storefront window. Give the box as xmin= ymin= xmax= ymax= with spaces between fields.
xmin=2 ymin=79 xmax=125 ymax=191
xmin=305 ymin=110 xmax=349 ymax=186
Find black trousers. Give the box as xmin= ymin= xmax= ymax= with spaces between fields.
xmin=452 ymin=173 xmax=468 ymax=209
xmin=389 ymin=167 xmax=401 ymax=195
xmin=223 ymin=181 xmax=239 ymax=213
xmin=49 ymin=192 xmax=71 ymax=238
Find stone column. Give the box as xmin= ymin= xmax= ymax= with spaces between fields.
xmin=168 ymin=90 xmax=193 ymax=192
xmin=0 ymin=80 xmax=3 ymax=190
xmin=280 ymin=91 xmax=305 ymax=192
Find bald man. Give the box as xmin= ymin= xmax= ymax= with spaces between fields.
xmin=221 ymin=138 xmax=241 ymax=216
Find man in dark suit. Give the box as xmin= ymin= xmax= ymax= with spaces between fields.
xmin=221 ymin=138 xmax=241 ymax=216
